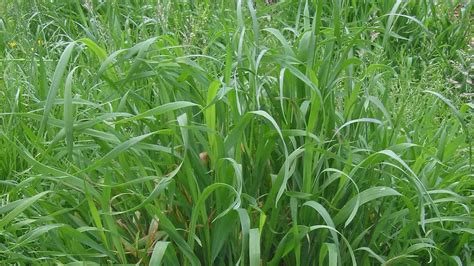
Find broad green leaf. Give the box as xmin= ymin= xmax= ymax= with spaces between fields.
xmin=249 ymin=228 xmax=260 ymax=266
xmin=150 ymin=241 xmax=170 ymax=266
xmin=334 ymin=186 xmax=401 ymax=226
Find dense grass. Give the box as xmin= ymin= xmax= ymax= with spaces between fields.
xmin=0 ymin=0 xmax=473 ymax=265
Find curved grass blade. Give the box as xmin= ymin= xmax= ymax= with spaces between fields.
xmin=0 ymin=191 xmax=50 ymax=229
xmin=40 ymin=42 xmax=76 ymax=135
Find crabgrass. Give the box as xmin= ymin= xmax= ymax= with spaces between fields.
xmin=0 ymin=0 xmax=473 ymax=265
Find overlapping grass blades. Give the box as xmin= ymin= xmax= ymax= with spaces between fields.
xmin=0 ymin=0 xmax=472 ymax=265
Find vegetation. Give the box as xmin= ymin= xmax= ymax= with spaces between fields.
xmin=0 ymin=0 xmax=472 ymax=265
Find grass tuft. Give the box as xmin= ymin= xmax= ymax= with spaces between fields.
xmin=0 ymin=0 xmax=472 ymax=265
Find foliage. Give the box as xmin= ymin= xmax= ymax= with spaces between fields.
xmin=0 ymin=0 xmax=472 ymax=265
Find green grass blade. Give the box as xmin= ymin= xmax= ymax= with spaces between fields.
xmin=40 ymin=42 xmax=76 ymax=135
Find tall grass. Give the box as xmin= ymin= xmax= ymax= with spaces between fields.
xmin=1 ymin=0 xmax=472 ymax=265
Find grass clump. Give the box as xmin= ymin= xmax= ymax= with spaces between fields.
xmin=0 ymin=0 xmax=473 ymax=265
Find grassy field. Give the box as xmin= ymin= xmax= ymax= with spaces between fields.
xmin=0 ymin=0 xmax=473 ymax=265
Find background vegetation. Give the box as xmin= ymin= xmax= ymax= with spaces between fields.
xmin=0 ymin=0 xmax=472 ymax=265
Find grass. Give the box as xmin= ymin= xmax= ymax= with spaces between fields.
xmin=0 ymin=0 xmax=473 ymax=265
